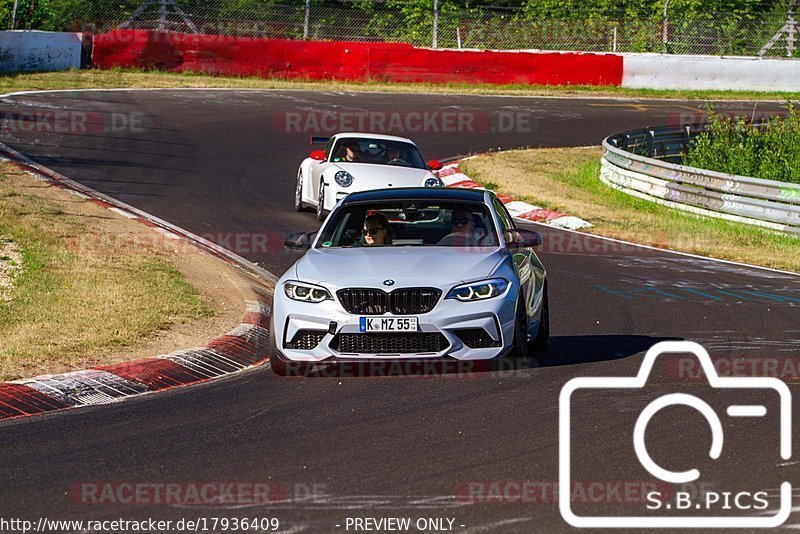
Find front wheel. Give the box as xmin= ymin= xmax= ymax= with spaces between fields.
xmin=316 ymin=181 xmax=327 ymax=221
xmin=295 ymin=169 xmax=310 ymax=212
xmin=531 ymin=283 xmax=550 ymax=351
xmin=509 ymin=295 xmax=529 ymax=359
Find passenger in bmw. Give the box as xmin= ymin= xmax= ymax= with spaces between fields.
xmin=362 ymin=212 xmax=393 ymax=246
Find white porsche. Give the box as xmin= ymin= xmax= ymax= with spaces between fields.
xmin=294 ymin=133 xmax=445 ymax=220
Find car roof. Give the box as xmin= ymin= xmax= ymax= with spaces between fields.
xmin=341 ymin=187 xmax=489 ymax=205
xmin=335 ymin=132 xmax=415 ymax=144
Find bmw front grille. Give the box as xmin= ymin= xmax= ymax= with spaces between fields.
xmin=336 ymin=288 xmax=442 ymax=315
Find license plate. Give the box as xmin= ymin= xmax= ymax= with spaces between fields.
xmin=359 ymin=317 xmax=418 ymax=332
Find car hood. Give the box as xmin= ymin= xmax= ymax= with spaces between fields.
xmin=334 ymin=163 xmax=435 ymax=187
xmin=294 ymin=247 xmax=506 ymax=289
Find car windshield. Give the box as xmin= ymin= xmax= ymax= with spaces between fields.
xmin=315 ymin=201 xmax=499 ymax=248
xmin=329 ymin=138 xmax=426 ymax=169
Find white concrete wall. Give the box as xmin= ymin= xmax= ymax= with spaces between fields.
xmin=622 ymin=54 xmax=800 ymax=92
xmin=0 ymin=31 xmax=83 ymax=73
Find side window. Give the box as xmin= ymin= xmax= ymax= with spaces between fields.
xmin=325 ymin=138 xmax=335 ymax=159
xmin=493 ymin=197 xmax=515 ymax=240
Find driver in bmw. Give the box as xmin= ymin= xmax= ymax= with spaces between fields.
xmin=362 ymin=213 xmax=393 ymax=246
xmin=439 ymin=208 xmax=492 ymax=246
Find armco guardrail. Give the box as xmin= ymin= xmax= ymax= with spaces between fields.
xmin=600 ymin=125 xmax=800 ymax=236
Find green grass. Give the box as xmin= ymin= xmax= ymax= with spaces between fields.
xmin=0 ymin=163 xmax=213 ymax=380
xmin=1 ymin=68 xmax=800 ymax=101
xmin=685 ymin=106 xmax=800 ymax=184
xmin=461 ymin=147 xmax=800 ymax=272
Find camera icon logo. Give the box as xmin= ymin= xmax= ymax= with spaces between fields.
xmin=559 ymin=341 xmax=792 ymax=528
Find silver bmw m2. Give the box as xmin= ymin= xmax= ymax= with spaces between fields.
xmin=270 ymin=188 xmax=549 ymax=375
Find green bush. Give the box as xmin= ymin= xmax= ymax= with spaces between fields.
xmin=0 ymin=0 xmax=794 ymax=56
xmin=684 ymin=105 xmax=800 ymax=184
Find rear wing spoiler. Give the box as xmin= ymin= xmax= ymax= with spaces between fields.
xmin=309 ymin=136 xmax=330 ymax=145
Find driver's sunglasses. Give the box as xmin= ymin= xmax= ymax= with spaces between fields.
xmin=362 ymin=227 xmax=385 ymax=236
xmin=452 ymin=218 xmax=473 ymax=226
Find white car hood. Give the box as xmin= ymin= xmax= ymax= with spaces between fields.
xmin=334 ymin=162 xmax=435 ymax=187
xmin=295 ymin=247 xmax=505 ymax=289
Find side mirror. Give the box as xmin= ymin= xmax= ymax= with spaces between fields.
xmin=507 ymin=229 xmax=542 ymax=249
xmin=310 ymin=150 xmax=326 ymax=162
xmin=427 ymin=159 xmax=443 ymax=171
xmin=284 ymin=231 xmax=317 ymax=251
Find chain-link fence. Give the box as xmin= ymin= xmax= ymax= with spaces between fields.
xmin=1 ymin=0 xmax=798 ymax=57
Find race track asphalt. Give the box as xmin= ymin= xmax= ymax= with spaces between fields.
xmin=0 ymin=90 xmax=798 ymax=533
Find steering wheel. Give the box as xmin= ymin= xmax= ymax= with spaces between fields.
xmin=437 ymin=233 xmax=479 ymax=247
xmin=387 ymin=158 xmax=409 ymax=166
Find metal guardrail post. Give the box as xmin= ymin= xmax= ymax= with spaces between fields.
xmin=432 ymin=0 xmax=439 ymax=49
xmin=10 ymin=0 xmax=18 ymax=30
xmin=645 ymin=129 xmax=655 ymax=157
xmin=304 ymin=0 xmax=311 ymax=40
xmin=662 ymin=0 xmax=672 ymax=54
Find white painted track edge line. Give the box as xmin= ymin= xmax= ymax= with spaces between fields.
xmin=0 ymin=87 xmax=789 ymax=104
xmin=517 ymin=215 xmax=800 ymax=278
xmin=0 ymin=140 xmax=278 ymax=284
xmin=3 ymin=88 xmax=796 ymax=280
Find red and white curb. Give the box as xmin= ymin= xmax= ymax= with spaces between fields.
xmin=437 ymin=163 xmax=592 ymax=231
xmin=0 ymin=142 xmax=275 ymax=422
xmin=0 ymin=300 xmax=270 ymax=419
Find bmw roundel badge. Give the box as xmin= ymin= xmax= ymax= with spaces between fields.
xmin=383 ymin=279 xmax=396 ymax=286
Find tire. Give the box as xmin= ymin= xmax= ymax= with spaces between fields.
xmin=531 ymin=283 xmax=550 ymax=352
xmin=509 ymin=295 xmax=529 ymax=359
xmin=294 ymin=169 xmax=310 ymax=212
xmin=316 ymin=180 xmax=327 ymax=221
xmin=269 ymin=325 xmax=312 ymax=377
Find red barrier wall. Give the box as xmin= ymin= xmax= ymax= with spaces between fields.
xmin=92 ymin=30 xmax=623 ymax=86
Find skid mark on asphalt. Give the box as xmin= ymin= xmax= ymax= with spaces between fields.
xmin=699 ymin=336 xmax=800 ymax=352
xmin=594 ymin=283 xmax=800 ymax=305
xmin=168 ymin=495 xmax=473 ymax=511
xmin=753 ymin=487 xmax=800 ymax=528
xmin=605 ymin=255 xmax=800 ymax=281
xmin=460 ymin=517 xmax=532 ymax=532
xmin=273 ymin=525 xmax=311 ymax=534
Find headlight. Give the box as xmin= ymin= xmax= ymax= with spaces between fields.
xmin=446 ymin=278 xmax=509 ymax=302
xmin=284 ymin=281 xmax=333 ymax=303
xmin=424 ymin=177 xmax=444 ymax=187
xmin=334 ymin=170 xmax=354 ymax=187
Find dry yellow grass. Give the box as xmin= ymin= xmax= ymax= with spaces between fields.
xmin=461 ymin=147 xmax=800 ymax=273
xmin=0 ymin=162 xmax=213 ymax=380
xmin=0 ymin=239 xmax=22 ymax=303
